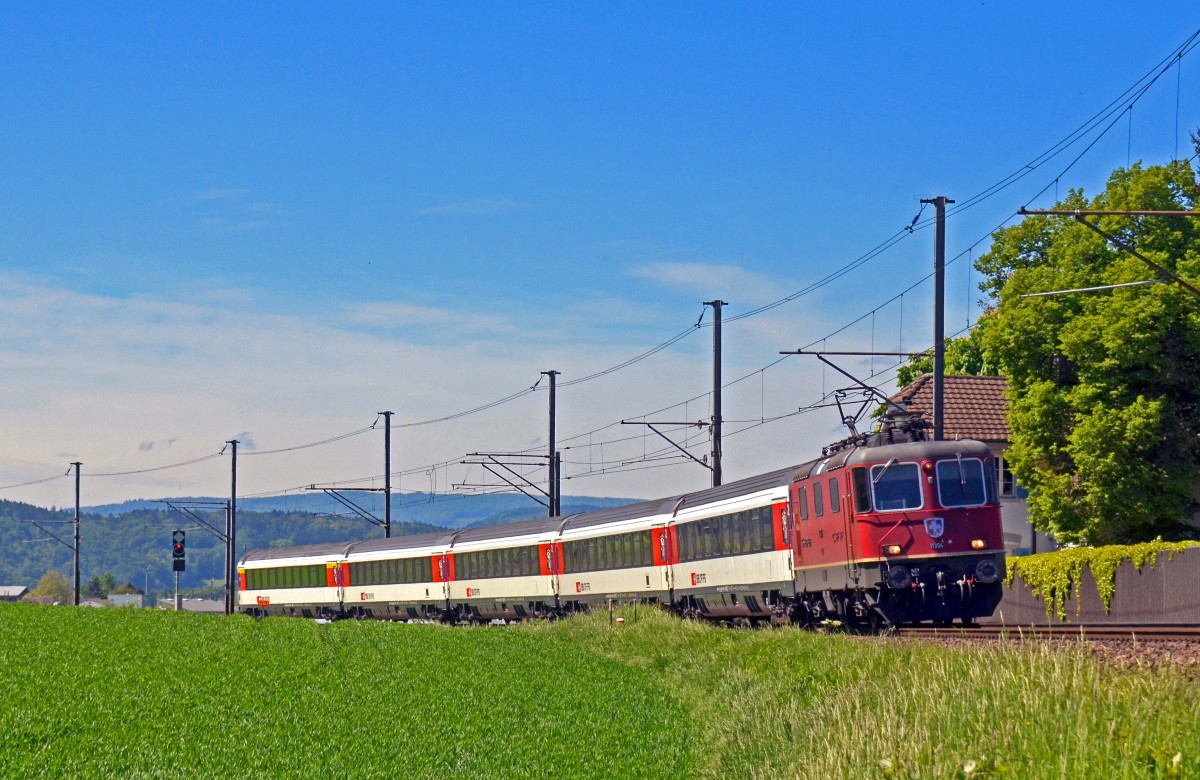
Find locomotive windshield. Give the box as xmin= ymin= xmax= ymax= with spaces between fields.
xmin=936 ymin=457 xmax=988 ymax=507
xmin=870 ymin=462 xmax=923 ymax=511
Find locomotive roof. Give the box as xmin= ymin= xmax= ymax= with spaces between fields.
xmin=240 ymin=540 xmax=355 ymax=564
xmin=791 ymin=438 xmax=996 ymax=480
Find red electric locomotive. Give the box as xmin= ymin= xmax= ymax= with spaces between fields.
xmin=787 ymin=411 xmax=1005 ymax=628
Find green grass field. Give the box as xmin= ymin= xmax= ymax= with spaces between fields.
xmin=1 ymin=603 xmax=1197 ymax=779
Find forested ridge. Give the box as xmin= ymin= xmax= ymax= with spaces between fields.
xmin=0 ymin=493 xmax=636 ymax=592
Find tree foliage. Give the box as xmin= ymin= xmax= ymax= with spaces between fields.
xmin=894 ymin=313 xmax=996 ymax=388
xmin=978 ymin=158 xmax=1200 ymax=544
xmin=30 ymin=569 xmax=70 ymax=603
xmin=84 ymin=572 xmax=117 ymax=598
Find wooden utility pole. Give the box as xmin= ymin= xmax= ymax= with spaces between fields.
xmin=542 ymin=371 xmax=560 ymax=516
xmin=225 ymin=440 xmax=238 ymax=615
xmin=71 ymin=462 xmax=81 ymax=606
xmin=921 ymin=197 xmax=954 ymax=441
xmin=704 ymin=300 xmax=726 ymax=487
xmin=380 ymin=411 xmax=393 ymax=538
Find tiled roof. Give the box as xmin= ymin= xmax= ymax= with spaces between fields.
xmin=890 ymin=374 xmax=1010 ymax=442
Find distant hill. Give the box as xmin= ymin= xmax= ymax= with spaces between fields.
xmin=85 ymin=492 xmax=638 ymax=529
xmin=1 ymin=492 xmax=638 ymax=593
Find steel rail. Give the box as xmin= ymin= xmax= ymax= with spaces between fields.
xmin=897 ymin=624 xmax=1200 ymax=641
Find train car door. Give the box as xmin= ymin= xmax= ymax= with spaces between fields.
xmin=326 ymin=560 xmax=346 ymax=609
xmin=538 ymin=540 xmax=562 ymax=607
xmin=830 ymin=473 xmax=857 ymax=585
xmin=433 ymin=553 xmax=453 ymax=604
xmin=652 ymin=523 xmax=676 ymax=603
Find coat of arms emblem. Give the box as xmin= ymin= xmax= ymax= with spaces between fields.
xmin=923 ymin=516 xmax=945 ymax=539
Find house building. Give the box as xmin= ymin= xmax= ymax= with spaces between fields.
xmin=0 ymin=586 xmax=29 ymax=602
xmin=179 ymin=599 xmax=225 ymax=613
xmin=891 ymin=374 xmax=1056 ymax=556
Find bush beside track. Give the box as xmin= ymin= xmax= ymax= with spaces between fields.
xmin=1 ymin=603 xmax=1198 ymax=778
xmin=1002 ymin=542 xmax=1200 ymax=622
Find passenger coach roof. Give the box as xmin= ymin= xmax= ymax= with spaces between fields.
xmin=560 ymin=498 xmax=682 ymax=532
xmin=240 ymin=541 xmax=354 ymax=564
xmin=452 ymin=516 xmax=566 ymax=543
xmin=560 ymin=467 xmax=799 ymax=531
xmin=347 ymin=531 xmax=455 ymax=555
xmin=672 ymin=466 xmax=799 ymax=513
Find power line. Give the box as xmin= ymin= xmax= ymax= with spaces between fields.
xmin=0 ymin=471 xmax=69 ymax=491
xmin=87 ymin=453 xmax=225 ymax=478
xmin=240 ymin=426 xmax=376 ymax=456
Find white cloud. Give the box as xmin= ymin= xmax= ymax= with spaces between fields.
xmin=629 ymin=262 xmax=783 ymax=306
xmin=0 ymin=273 xmax=842 ymax=507
xmin=344 ymin=301 xmax=515 ymax=336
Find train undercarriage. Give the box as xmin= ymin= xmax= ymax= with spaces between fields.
xmin=243 ymin=552 xmax=1004 ymax=631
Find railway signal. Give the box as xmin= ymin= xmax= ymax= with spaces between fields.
xmin=172 ymin=530 xmax=186 ymax=572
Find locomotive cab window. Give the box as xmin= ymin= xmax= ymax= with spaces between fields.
xmin=851 ymin=468 xmax=871 ymax=513
xmin=870 ymin=461 xmax=923 ymax=511
xmin=936 ymin=457 xmax=987 ymax=508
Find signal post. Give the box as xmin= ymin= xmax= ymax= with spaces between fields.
xmin=172 ymin=530 xmax=185 ymax=611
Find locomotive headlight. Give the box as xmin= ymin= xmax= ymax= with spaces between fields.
xmin=971 ymin=539 xmax=987 ymax=550
xmin=974 ymin=559 xmax=1001 ymax=585
xmin=883 ymin=544 xmax=903 ymax=556
xmin=886 ymin=566 xmax=913 ymax=590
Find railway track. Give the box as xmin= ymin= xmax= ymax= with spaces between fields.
xmin=897 ymin=623 xmax=1200 ymax=641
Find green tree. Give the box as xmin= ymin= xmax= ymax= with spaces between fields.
xmin=30 ymin=569 xmax=71 ymax=603
xmin=977 ymin=157 xmax=1200 ymax=544
xmin=85 ymin=572 xmax=117 ymax=598
xmin=83 ymin=574 xmax=103 ymax=598
xmin=110 ymin=582 xmax=142 ymax=595
xmin=895 ymin=313 xmax=996 ymax=388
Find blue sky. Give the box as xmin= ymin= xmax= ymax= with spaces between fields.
xmin=2 ymin=3 xmax=1197 ymax=507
